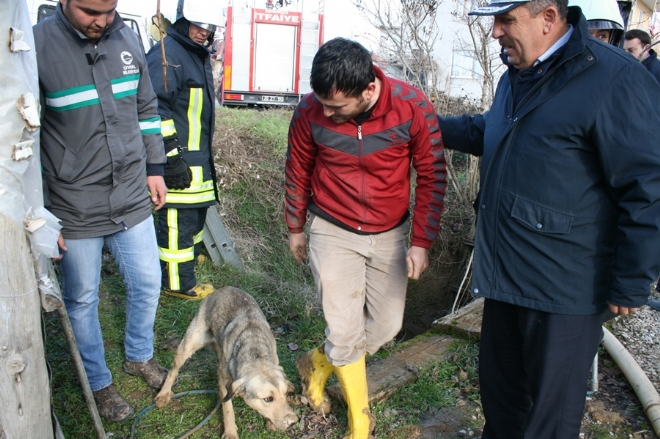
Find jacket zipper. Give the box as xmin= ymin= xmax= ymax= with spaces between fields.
xmin=357 ymin=125 xmax=366 ymax=231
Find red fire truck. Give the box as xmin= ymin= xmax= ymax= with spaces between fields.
xmin=220 ymin=5 xmax=324 ymax=106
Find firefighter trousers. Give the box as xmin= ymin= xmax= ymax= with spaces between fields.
xmin=156 ymin=207 xmax=208 ymax=292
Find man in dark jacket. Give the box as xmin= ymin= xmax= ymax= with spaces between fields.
xmin=438 ymin=0 xmax=660 ymax=438
xmin=147 ymin=11 xmax=220 ymax=300
xmin=624 ymin=29 xmax=660 ymax=84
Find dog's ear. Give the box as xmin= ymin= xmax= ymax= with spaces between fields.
xmin=286 ymin=380 xmax=295 ymax=395
xmin=223 ymin=378 xmax=246 ymax=402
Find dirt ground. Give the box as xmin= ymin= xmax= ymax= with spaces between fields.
xmin=579 ymin=357 xmax=656 ymax=439
xmin=291 ymin=354 xmax=656 ymax=439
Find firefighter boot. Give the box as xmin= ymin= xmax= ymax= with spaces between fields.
xmin=163 ymin=283 xmax=214 ymax=300
xmin=295 ymin=343 xmax=333 ymax=414
xmin=334 ymin=355 xmax=375 ymax=439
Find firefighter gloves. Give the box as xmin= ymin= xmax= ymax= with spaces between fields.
xmin=164 ymin=154 xmax=192 ymax=189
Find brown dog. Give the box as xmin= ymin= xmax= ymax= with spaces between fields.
xmin=154 ymin=286 xmax=298 ymax=438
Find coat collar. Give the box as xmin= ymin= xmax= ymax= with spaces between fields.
xmin=369 ymin=65 xmax=392 ymax=119
xmin=643 ymin=49 xmax=658 ymax=66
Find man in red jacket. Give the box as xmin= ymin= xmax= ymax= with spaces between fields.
xmin=285 ymin=37 xmax=446 ymax=438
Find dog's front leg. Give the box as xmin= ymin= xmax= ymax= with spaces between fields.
xmin=154 ymin=366 xmax=179 ymax=408
xmin=220 ymin=390 xmax=239 ymax=439
xmin=154 ymin=315 xmax=209 ymax=408
xmin=214 ymin=345 xmax=239 ymax=439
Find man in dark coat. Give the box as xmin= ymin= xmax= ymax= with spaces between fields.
xmin=624 ymin=29 xmax=660 ymax=84
xmin=147 ymin=14 xmax=220 ymax=300
xmin=438 ymin=0 xmax=660 ymax=438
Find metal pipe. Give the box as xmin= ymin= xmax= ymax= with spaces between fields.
xmin=587 ymin=351 xmax=598 ymax=395
xmin=601 ymin=326 xmax=660 ymax=437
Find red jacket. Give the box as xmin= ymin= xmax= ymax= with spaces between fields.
xmin=285 ymin=66 xmax=446 ymax=249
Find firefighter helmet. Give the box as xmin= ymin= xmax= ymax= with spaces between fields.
xmin=175 ymin=0 xmax=223 ymax=32
xmin=569 ymin=0 xmax=625 ymax=46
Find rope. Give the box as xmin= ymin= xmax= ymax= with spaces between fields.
xmin=129 ymin=390 xmax=221 ymax=439
xmin=451 ymin=248 xmax=473 ymax=314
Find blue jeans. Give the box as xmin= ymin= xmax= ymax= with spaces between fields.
xmin=59 ymin=217 xmax=161 ymax=391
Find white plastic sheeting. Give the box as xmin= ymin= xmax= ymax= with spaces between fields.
xmin=1 ymin=0 xmax=62 ymax=311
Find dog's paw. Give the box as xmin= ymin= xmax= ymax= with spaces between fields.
xmin=153 ymin=390 xmax=174 ymax=408
xmin=221 ymin=431 xmax=239 ymax=439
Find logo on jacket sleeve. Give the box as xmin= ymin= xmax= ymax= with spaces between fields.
xmin=121 ymin=51 xmax=133 ymax=65
xmin=121 ymin=51 xmax=139 ymax=75
xmin=387 ymin=130 xmax=407 ymax=147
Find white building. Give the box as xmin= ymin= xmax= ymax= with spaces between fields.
xmin=324 ymin=0 xmax=502 ymax=104
xmin=434 ymin=0 xmax=503 ymax=103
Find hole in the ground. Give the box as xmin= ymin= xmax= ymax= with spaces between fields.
xmin=398 ymin=241 xmax=473 ymax=341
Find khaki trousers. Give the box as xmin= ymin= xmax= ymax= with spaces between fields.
xmin=308 ymin=215 xmax=409 ymax=366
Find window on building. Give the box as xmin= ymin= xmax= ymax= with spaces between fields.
xmin=451 ymin=50 xmax=481 ymax=78
xmin=638 ymin=10 xmax=645 ymax=25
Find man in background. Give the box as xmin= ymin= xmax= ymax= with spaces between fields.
xmin=34 ymin=0 xmax=170 ymax=422
xmin=624 ymin=29 xmax=660 ymax=84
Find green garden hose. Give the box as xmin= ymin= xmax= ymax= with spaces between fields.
xmin=129 ymin=389 xmax=221 ymax=439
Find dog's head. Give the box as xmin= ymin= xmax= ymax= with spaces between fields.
xmin=223 ymin=365 xmax=298 ymax=430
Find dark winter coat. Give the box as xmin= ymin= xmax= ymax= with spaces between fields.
xmin=438 ymin=7 xmax=660 ymax=315
xmin=642 ymin=49 xmax=660 ymax=85
xmin=147 ymin=19 xmax=218 ymax=208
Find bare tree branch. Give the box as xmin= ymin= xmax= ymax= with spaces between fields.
xmin=353 ymin=0 xmax=503 ymax=213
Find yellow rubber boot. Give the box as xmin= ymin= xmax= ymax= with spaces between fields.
xmin=295 ymin=344 xmax=333 ymax=414
xmin=163 ymin=283 xmax=214 ymax=300
xmin=334 ymin=355 xmax=375 ymax=439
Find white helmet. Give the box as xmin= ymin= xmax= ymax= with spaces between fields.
xmin=176 ymin=0 xmax=223 ymax=32
xmin=569 ymin=0 xmax=624 ymax=45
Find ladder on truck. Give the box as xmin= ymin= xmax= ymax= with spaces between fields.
xmin=203 ymin=206 xmax=244 ymax=270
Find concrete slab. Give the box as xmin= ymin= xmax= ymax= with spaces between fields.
xmin=432 ymin=297 xmax=484 ymax=340
xmin=326 ymin=333 xmax=457 ymax=404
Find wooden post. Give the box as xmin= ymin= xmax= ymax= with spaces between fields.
xmin=0 ymin=214 xmax=53 ymax=439
xmin=0 ymin=0 xmax=54 ymax=436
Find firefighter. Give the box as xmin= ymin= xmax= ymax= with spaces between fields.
xmin=569 ymin=0 xmax=625 ymax=46
xmin=146 ymin=0 xmax=221 ymax=300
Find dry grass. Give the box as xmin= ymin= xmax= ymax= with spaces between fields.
xmin=212 ymin=107 xmax=292 ymax=265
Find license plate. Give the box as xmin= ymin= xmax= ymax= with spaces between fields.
xmin=262 ymin=95 xmax=284 ymax=102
